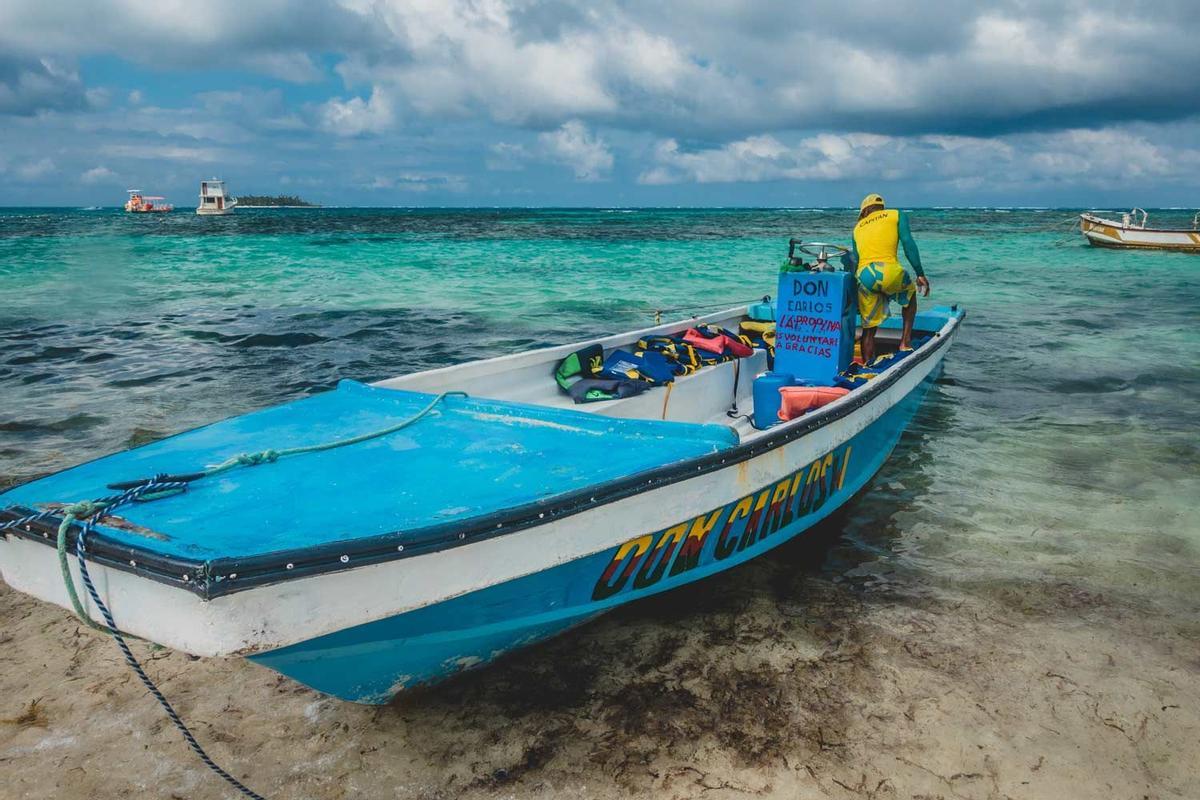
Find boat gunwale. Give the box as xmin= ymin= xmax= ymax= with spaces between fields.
xmin=0 ymin=309 xmax=963 ymax=600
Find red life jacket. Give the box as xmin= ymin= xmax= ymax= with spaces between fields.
xmin=683 ymin=326 xmax=754 ymax=358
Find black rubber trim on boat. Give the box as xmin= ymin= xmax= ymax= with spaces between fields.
xmin=0 ymin=313 xmax=964 ymax=599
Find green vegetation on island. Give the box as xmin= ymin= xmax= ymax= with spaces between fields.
xmin=236 ymin=194 xmax=320 ymax=207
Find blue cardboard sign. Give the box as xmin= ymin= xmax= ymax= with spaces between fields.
xmin=774 ymin=271 xmax=855 ymax=384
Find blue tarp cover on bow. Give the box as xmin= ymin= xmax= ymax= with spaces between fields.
xmin=1 ymin=380 xmax=737 ymax=560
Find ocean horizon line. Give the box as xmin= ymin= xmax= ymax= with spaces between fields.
xmin=2 ymin=204 xmax=1188 ymax=212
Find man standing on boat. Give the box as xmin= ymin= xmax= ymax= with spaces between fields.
xmin=841 ymin=193 xmax=930 ymax=363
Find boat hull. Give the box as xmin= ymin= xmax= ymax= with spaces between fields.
xmin=249 ymin=360 xmax=941 ymax=703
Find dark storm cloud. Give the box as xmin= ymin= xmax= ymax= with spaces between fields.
xmin=3 ymin=1 xmax=1198 ymax=136
xmin=305 ymin=0 xmax=1200 ymax=142
xmin=0 ymin=57 xmax=87 ymax=116
xmin=0 ymin=2 xmax=382 ymax=82
xmin=601 ymin=0 xmax=1200 ymax=138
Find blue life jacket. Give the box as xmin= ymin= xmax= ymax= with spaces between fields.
xmin=601 ymin=349 xmax=677 ymax=385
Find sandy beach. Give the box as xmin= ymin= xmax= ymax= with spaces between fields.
xmin=3 ymin=504 xmax=1196 ymax=800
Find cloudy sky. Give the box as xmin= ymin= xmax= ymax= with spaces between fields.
xmin=2 ymin=0 xmax=1199 ymax=206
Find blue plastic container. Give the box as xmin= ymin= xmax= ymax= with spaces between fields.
xmin=748 ymin=301 xmax=775 ymax=322
xmin=752 ymin=372 xmax=794 ymax=429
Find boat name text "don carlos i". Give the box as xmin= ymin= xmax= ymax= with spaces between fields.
xmin=592 ymin=443 xmax=853 ymax=600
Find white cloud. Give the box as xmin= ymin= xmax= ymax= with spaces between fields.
xmin=1023 ymin=129 xmax=1174 ymax=180
xmin=100 ymin=144 xmax=226 ymax=162
xmin=365 ymin=172 xmax=466 ymax=192
xmin=279 ymin=174 xmax=324 ymax=187
xmin=486 ymin=142 xmax=528 ymax=171
xmin=241 ymin=52 xmax=324 ymax=84
xmin=638 ymin=126 xmax=1200 ymax=190
xmin=538 ymin=120 xmax=613 ymax=181
xmin=197 ymin=89 xmax=308 ymax=132
xmin=80 ymin=165 xmax=116 ymax=184
xmin=639 ymin=133 xmax=895 ymax=185
xmin=15 ymin=156 xmax=55 ymax=180
xmin=329 ymin=1 xmax=619 ymax=127
xmin=84 ymin=86 xmax=111 ymax=109
xmin=319 ymin=88 xmax=393 ymax=136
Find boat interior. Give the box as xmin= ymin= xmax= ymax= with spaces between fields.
xmin=378 ymin=305 xmax=942 ymax=443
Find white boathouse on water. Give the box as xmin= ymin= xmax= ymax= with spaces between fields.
xmin=197 ymin=179 xmax=237 ymax=216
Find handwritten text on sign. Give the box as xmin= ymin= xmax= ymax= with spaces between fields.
xmin=774 ymin=272 xmax=853 ymax=381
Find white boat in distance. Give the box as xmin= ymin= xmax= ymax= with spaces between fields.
xmin=1080 ymin=208 xmax=1200 ymax=252
xmin=197 ymin=179 xmax=237 ymax=216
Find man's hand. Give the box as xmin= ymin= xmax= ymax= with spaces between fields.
xmin=916 ymin=276 xmax=931 ymax=297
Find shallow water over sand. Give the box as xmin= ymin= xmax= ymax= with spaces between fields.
xmin=1 ymin=207 xmax=1197 ymax=798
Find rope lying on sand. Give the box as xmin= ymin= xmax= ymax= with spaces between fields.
xmin=0 ymin=390 xmax=468 ymax=799
xmin=77 ymin=482 xmax=267 ymax=799
xmin=3 ymin=484 xmax=265 ymax=798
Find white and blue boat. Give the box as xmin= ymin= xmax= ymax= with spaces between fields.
xmin=0 ymin=295 xmax=963 ymax=704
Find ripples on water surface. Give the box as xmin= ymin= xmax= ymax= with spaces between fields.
xmin=1 ymin=207 xmax=1197 ymax=620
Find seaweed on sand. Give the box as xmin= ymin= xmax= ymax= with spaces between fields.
xmin=1 ymin=698 xmax=47 ymax=728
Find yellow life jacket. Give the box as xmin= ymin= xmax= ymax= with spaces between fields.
xmin=853 ymin=209 xmax=900 ymax=268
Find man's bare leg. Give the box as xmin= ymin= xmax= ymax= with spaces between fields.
xmin=860 ymin=326 xmax=878 ymax=364
xmin=899 ymin=299 xmax=916 ymax=351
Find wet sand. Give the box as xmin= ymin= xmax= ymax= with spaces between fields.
xmin=2 ymin=513 xmax=1196 ymax=800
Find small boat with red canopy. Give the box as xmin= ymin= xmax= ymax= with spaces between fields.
xmin=124 ymin=190 xmax=173 ymax=213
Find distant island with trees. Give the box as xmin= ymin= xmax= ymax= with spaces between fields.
xmin=236 ymin=194 xmax=320 ymax=207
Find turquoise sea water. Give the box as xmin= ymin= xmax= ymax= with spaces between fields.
xmin=1 ymin=207 xmax=1197 ymax=621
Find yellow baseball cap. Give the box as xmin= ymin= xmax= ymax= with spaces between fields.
xmin=859 ymin=193 xmax=885 ymax=211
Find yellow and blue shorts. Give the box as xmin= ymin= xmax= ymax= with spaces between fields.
xmin=855 ymin=261 xmax=916 ymax=329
